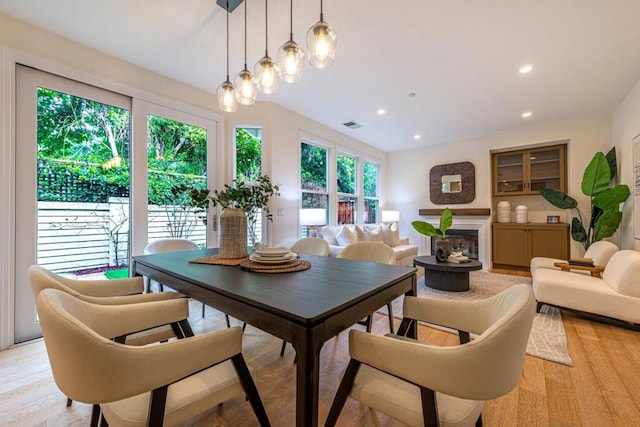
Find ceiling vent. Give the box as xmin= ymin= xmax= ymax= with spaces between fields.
xmin=343 ymin=121 xmax=363 ymax=130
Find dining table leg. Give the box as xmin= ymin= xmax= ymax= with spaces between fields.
xmin=294 ymin=328 xmax=324 ymax=427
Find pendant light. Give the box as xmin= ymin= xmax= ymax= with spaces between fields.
xmin=217 ymin=1 xmax=238 ymax=112
xmin=306 ymin=0 xmax=337 ymax=69
xmin=234 ymin=0 xmax=257 ymax=104
xmin=254 ymin=0 xmax=280 ymax=94
xmin=277 ymin=0 xmax=304 ymax=83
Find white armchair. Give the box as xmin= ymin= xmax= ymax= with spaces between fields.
xmin=533 ymin=250 xmax=640 ymax=327
xmin=325 ymin=284 xmax=535 ymax=427
xmin=530 ymin=240 xmax=618 ymax=275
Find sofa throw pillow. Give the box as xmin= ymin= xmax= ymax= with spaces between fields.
xmin=336 ymin=226 xmax=357 ymax=247
xmin=380 ymin=223 xmax=401 ymax=247
xmin=362 ymin=226 xmax=384 ymax=242
xmin=319 ymin=226 xmax=340 ymax=246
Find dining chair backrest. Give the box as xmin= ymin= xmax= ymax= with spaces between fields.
xmin=144 ymin=238 xmax=200 ymax=254
xmin=291 ymin=237 xmax=330 ymax=256
xmin=28 ymin=264 xmax=143 ymax=300
xmin=337 ymin=241 xmax=396 ymax=265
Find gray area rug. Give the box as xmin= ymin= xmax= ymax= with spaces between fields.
xmin=384 ymin=271 xmax=573 ymax=366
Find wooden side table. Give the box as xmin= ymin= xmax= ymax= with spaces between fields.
xmin=553 ymin=262 xmax=605 ymax=278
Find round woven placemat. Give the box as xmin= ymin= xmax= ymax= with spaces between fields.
xmin=239 ymin=259 xmax=311 ymax=273
xmin=189 ymin=255 xmax=249 ymax=266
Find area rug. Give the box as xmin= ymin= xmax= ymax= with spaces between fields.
xmin=383 ymin=271 xmax=573 ymax=366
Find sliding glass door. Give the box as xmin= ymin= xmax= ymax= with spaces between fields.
xmin=14 ymin=68 xmax=219 ymax=344
xmin=15 ymin=65 xmax=132 ymax=342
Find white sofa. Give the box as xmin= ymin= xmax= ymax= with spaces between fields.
xmin=318 ymin=224 xmax=418 ymax=267
xmin=532 ymin=250 xmax=640 ymax=327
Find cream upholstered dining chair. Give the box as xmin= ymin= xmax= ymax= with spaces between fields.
xmin=29 ymin=264 xmax=194 ymax=408
xmin=337 ymin=241 xmax=397 ymax=333
xmin=325 ymin=284 xmax=536 ymax=427
xmin=28 ymin=265 xmax=191 ymax=344
xmin=144 ymin=238 xmax=228 ymax=322
xmin=290 ymin=237 xmax=330 ymax=257
xmin=37 ymin=288 xmax=271 ymax=427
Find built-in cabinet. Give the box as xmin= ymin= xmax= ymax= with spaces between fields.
xmin=492 ymin=223 xmax=570 ymax=270
xmin=492 ymin=144 xmax=567 ymax=196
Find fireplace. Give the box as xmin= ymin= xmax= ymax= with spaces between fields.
xmin=417 ymin=214 xmax=490 ymax=267
xmin=431 ymin=229 xmax=479 ymax=260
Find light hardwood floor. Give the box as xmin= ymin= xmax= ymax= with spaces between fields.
xmin=1 ymin=280 xmax=640 ymax=426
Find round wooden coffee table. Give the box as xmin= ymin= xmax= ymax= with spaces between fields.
xmin=413 ymin=255 xmax=483 ymax=292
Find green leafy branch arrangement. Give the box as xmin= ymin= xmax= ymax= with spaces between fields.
xmin=208 ymin=175 xmax=280 ymax=241
xmin=539 ymin=148 xmax=630 ymax=250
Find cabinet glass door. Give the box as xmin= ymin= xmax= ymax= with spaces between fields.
xmin=529 ymin=147 xmax=562 ymax=192
xmin=495 ymin=152 xmax=524 ymax=194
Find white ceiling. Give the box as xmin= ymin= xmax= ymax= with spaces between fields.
xmin=2 ymin=0 xmax=640 ymax=152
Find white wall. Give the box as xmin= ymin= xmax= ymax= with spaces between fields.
xmin=613 ymin=79 xmax=640 ymax=250
xmin=387 ymin=117 xmax=613 ymax=258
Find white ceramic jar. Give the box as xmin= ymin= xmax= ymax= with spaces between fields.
xmin=497 ymin=201 xmax=511 ymax=223
xmin=515 ymin=205 xmax=528 ymax=223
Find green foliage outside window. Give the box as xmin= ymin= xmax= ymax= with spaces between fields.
xmin=36 ymin=89 xmax=209 ymax=205
xmin=236 ymin=128 xmax=262 ymax=181
xmin=301 ymin=143 xmax=327 ymax=192
xmin=337 ymin=154 xmax=356 ymax=194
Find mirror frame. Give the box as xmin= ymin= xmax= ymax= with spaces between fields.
xmin=429 ymin=161 xmax=475 ymax=204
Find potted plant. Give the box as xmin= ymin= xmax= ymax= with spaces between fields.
xmin=539 ymin=148 xmax=630 ymax=250
xmin=411 ymin=207 xmax=453 ymax=261
xmin=208 ymin=174 xmax=280 ymax=257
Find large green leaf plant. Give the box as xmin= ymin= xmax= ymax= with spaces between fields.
xmin=539 ymin=148 xmax=630 ymax=250
xmin=411 ymin=207 xmax=453 ymax=238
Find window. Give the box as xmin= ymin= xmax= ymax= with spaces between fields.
xmin=337 ymin=153 xmax=357 ymax=225
xmin=235 ymin=126 xmax=264 ymax=243
xmin=147 ymin=115 xmax=208 ymax=246
xmin=300 ymin=142 xmax=329 ymax=236
xmin=363 ymin=162 xmax=379 ymax=224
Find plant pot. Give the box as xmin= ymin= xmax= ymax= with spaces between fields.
xmin=434 ymin=237 xmax=451 ymax=262
xmin=219 ymin=207 xmax=247 ymax=258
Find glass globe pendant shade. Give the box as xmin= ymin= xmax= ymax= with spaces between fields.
xmin=277 ymin=39 xmax=304 ymax=83
xmin=306 ymin=20 xmax=336 ymax=68
xmin=217 ymin=79 xmax=238 ymax=112
xmin=234 ymin=68 xmax=257 ymax=105
xmin=254 ymin=55 xmax=280 ymax=94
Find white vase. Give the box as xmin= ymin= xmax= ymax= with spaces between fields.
xmin=219 ymin=207 xmax=247 ymax=258
xmin=515 ymin=205 xmax=528 ymax=223
xmin=497 ymin=201 xmax=511 ymax=223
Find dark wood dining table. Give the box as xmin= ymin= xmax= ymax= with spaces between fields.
xmin=132 ymin=248 xmax=417 ymax=427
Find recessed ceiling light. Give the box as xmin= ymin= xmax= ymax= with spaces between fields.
xmin=377 ymin=108 xmax=386 ymax=115
xmin=519 ymin=65 xmax=533 ymax=74
xmin=522 ymin=111 xmax=532 ymax=118
xmin=413 ymin=134 xmax=421 ymax=140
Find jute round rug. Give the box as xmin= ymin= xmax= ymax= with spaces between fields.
xmin=383 ymin=271 xmax=573 ymax=366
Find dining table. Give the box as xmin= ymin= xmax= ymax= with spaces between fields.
xmin=132 ymin=248 xmax=418 ymax=427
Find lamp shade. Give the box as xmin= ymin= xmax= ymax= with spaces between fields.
xmin=381 ymin=210 xmax=400 ymax=223
xmin=299 ymin=208 xmax=327 ymax=226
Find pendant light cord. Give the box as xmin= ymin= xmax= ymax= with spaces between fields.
xmin=289 ymin=0 xmax=293 ymax=40
xmin=244 ymin=0 xmax=248 ymax=68
xmin=320 ymin=0 xmax=324 ymax=22
xmin=265 ymin=0 xmax=269 ymax=57
xmin=226 ymin=1 xmax=230 ymax=80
